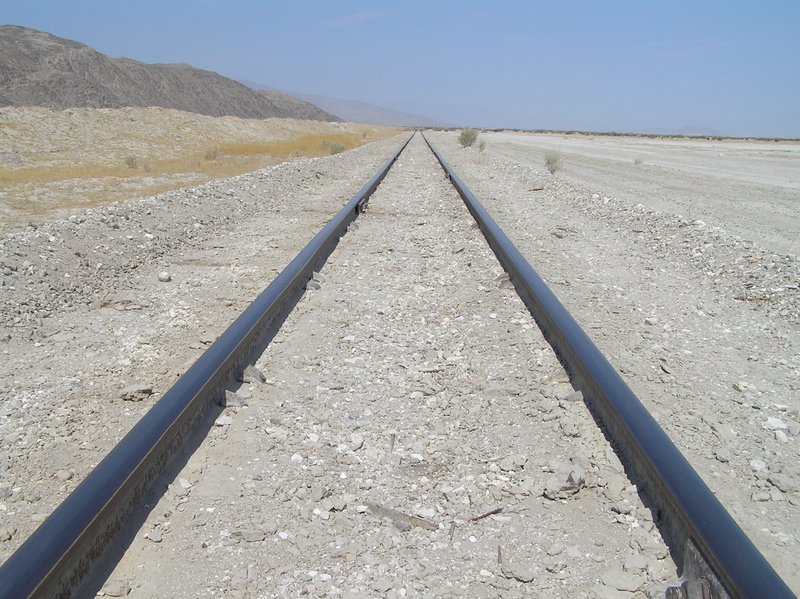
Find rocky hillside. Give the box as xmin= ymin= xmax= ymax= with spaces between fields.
xmin=0 ymin=25 xmax=340 ymax=122
xmin=254 ymin=88 xmax=340 ymax=122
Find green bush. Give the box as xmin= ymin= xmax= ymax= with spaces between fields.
xmin=459 ymin=128 xmax=478 ymax=147
xmin=544 ymin=150 xmax=562 ymax=174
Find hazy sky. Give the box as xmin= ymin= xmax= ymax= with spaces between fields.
xmin=3 ymin=1 xmax=799 ymax=137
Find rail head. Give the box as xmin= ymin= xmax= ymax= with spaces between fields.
xmin=421 ymin=132 xmax=795 ymax=599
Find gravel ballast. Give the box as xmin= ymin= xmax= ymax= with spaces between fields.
xmin=97 ymin=134 xmax=675 ymax=598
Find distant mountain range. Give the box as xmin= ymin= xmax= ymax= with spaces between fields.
xmin=0 ymin=25 xmax=339 ymax=122
xmin=293 ymin=93 xmax=450 ymax=128
xmin=240 ymin=81 xmax=448 ymax=128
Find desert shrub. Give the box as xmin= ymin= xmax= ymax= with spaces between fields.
xmin=544 ymin=150 xmax=562 ymax=174
xmin=478 ymin=140 xmax=486 ymax=153
xmin=459 ymin=128 xmax=478 ymax=147
xmin=205 ymin=146 xmax=218 ymax=160
xmin=124 ymin=155 xmax=138 ymax=169
xmin=323 ymin=140 xmax=346 ymax=154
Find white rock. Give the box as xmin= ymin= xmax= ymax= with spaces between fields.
xmin=601 ymin=566 xmax=641 ymax=592
xmin=416 ymin=507 xmax=436 ymax=519
xmin=350 ymin=433 xmax=364 ymax=450
xmin=623 ymin=554 xmax=648 ymax=572
xmin=344 ymin=357 xmax=367 ymax=368
xmin=763 ymin=417 xmax=787 ymax=430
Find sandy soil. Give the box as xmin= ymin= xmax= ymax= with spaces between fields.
xmin=482 ymin=132 xmax=800 ymax=255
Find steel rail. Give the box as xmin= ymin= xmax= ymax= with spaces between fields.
xmin=422 ymin=133 xmax=794 ymax=599
xmin=0 ymin=134 xmax=413 ymax=599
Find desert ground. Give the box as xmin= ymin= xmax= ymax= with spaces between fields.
xmin=482 ymin=131 xmax=800 ymax=255
xmin=0 ymin=116 xmax=798 ymax=597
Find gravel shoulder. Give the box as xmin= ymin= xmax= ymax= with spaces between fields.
xmin=0 ymin=106 xmax=399 ymax=225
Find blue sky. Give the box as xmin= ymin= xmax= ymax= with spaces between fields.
xmin=3 ymin=1 xmax=799 ymax=136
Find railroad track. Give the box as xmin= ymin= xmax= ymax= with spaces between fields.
xmin=0 ymin=133 xmax=793 ymax=598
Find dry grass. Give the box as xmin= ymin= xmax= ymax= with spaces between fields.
xmin=1 ymin=133 xmax=381 ymax=187
xmin=0 ymin=108 xmax=400 ymax=224
xmin=218 ymin=133 xmax=367 ymax=160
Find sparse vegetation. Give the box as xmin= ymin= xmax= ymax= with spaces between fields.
xmin=478 ymin=140 xmax=486 ymax=153
xmin=544 ymin=150 xmax=562 ymax=174
xmin=2 ymin=134 xmax=366 ymax=190
xmin=0 ymin=119 xmax=398 ymax=224
xmin=634 ymin=157 xmax=643 ymax=165
xmin=218 ymin=133 xmax=365 ymax=161
xmin=459 ymin=128 xmax=479 ymax=147
xmin=323 ymin=140 xmax=346 ymax=155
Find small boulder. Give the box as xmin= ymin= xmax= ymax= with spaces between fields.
xmin=101 ymin=581 xmax=131 ymax=597
xmin=544 ymin=466 xmax=585 ymax=500
xmin=120 ymin=384 xmax=153 ymax=401
xmin=220 ymin=390 xmax=247 ymax=408
xmin=241 ymin=365 xmax=266 ymax=384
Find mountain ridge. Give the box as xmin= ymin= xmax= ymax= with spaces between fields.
xmin=0 ymin=25 xmax=339 ymax=122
